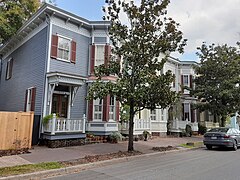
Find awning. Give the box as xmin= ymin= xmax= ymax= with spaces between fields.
xmin=46 ymin=72 xmax=87 ymax=106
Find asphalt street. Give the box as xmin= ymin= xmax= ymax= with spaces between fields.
xmin=45 ymin=147 xmax=240 ymax=180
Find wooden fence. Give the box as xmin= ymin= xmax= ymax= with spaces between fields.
xmin=0 ymin=111 xmax=34 ymax=150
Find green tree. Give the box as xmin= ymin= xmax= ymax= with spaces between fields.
xmin=88 ymin=0 xmax=186 ymax=151
xmin=0 ymin=0 xmax=40 ymax=44
xmin=120 ymin=105 xmax=130 ymax=122
xmin=191 ymin=42 xmax=240 ymax=127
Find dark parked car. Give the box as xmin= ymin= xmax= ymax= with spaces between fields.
xmin=203 ymin=127 xmax=240 ymax=151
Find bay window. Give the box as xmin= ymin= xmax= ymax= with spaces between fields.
xmin=93 ymin=98 xmax=103 ymax=121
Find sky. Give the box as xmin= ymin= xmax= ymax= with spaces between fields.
xmin=55 ymin=0 xmax=240 ymax=62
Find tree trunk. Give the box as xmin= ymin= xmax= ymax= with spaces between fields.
xmin=213 ymin=114 xmax=217 ymax=123
xmin=128 ymin=100 xmax=134 ymax=152
xmin=221 ymin=115 xmax=226 ymax=127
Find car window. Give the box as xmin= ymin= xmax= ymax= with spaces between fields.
xmin=209 ymin=128 xmax=229 ymax=133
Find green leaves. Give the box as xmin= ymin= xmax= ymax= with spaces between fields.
xmin=0 ymin=0 xmax=40 ymax=44
xmin=192 ymin=42 xmax=240 ymax=122
xmin=89 ymin=0 xmax=186 ymax=113
xmin=93 ymin=0 xmax=187 ymax=152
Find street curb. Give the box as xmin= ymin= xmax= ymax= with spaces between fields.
xmin=0 ymin=146 xmax=203 ymax=180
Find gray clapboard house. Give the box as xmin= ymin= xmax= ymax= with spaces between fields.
xmin=0 ymin=3 xmax=119 ymax=145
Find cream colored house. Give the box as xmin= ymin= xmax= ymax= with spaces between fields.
xmin=121 ymin=56 xmax=200 ymax=136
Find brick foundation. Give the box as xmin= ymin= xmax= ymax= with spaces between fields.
xmin=46 ymin=138 xmax=86 ymax=148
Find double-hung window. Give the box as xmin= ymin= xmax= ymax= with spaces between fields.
xmin=183 ymin=75 xmax=189 ymax=86
xmin=25 ymin=87 xmax=36 ymax=112
xmin=51 ymin=35 xmax=76 ymax=63
xmin=90 ymin=44 xmax=111 ymax=74
xmin=161 ymin=109 xmax=165 ymax=121
xmin=95 ymin=45 xmax=105 ymax=67
xmin=183 ymin=103 xmax=190 ymax=121
xmin=150 ymin=109 xmax=156 ymax=121
xmin=93 ymin=98 xmax=103 ymax=121
xmin=58 ymin=36 xmax=71 ymax=61
xmin=109 ymin=95 xmax=115 ymax=121
xmin=6 ymin=58 xmax=13 ymax=80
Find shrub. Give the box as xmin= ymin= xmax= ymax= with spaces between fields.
xmin=143 ymin=130 xmax=150 ymax=141
xmin=185 ymin=124 xmax=192 ymax=137
xmin=198 ymin=124 xmax=207 ymax=135
xmin=42 ymin=114 xmax=54 ymax=125
xmin=108 ymin=132 xmax=123 ymax=143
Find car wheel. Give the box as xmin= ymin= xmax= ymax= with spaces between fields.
xmin=206 ymin=145 xmax=212 ymax=150
xmin=233 ymin=140 xmax=237 ymax=151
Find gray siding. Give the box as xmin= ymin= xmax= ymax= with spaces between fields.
xmin=70 ymin=84 xmax=87 ymax=118
xmin=47 ymin=25 xmax=91 ymax=118
xmin=50 ymin=25 xmax=90 ymax=77
xmin=45 ymin=84 xmax=87 ymax=119
xmin=0 ymin=27 xmax=48 ymax=115
xmin=94 ymin=37 xmax=107 ymax=44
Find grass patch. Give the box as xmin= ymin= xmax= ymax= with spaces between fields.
xmin=0 ymin=162 xmax=64 ymax=177
xmin=179 ymin=142 xmax=203 ymax=148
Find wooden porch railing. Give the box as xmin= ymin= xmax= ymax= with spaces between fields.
xmin=44 ymin=114 xmax=86 ymax=135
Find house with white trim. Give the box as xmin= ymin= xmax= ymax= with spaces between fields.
xmin=121 ymin=57 xmax=200 ymax=137
xmin=0 ymin=3 xmax=119 ymax=146
xmin=0 ymin=3 xmax=213 ymax=146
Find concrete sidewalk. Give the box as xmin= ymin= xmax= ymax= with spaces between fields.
xmin=0 ymin=136 xmax=203 ymax=168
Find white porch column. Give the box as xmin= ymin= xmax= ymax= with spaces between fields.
xmin=51 ymin=113 xmax=56 ymax=135
xmin=83 ymin=114 xmax=86 ymax=133
xmin=48 ymin=83 xmax=56 ymax=115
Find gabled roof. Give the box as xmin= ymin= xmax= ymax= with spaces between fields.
xmin=0 ymin=3 xmax=110 ymax=56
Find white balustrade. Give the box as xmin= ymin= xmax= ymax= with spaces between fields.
xmin=172 ymin=118 xmax=198 ymax=131
xmin=44 ymin=113 xmax=86 ymax=134
xmin=121 ymin=119 xmax=150 ymax=131
xmin=204 ymin=121 xmax=219 ymax=130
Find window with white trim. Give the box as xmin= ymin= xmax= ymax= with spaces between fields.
xmin=183 ymin=75 xmax=189 ymax=86
xmin=58 ymin=36 xmax=71 ymax=61
xmin=183 ymin=103 xmax=190 ymax=121
xmin=150 ymin=109 xmax=156 ymax=121
xmin=109 ymin=95 xmax=115 ymax=121
xmin=6 ymin=58 xmax=13 ymax=80
xmin=26 ymin=88 xmax=33 ymax=112
xmin=25 ymin=87 xmax=36 ymax=112
xmin=95 ymin=45 xmax=105 ymax=66
xmin=93 ymin=98 xmax=103 ymax=121
xmin=161 ymin=109 xmax=164 ymax=121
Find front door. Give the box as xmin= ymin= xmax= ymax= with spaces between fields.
xmin=51 ymin=94 xmax=68 ymax=118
